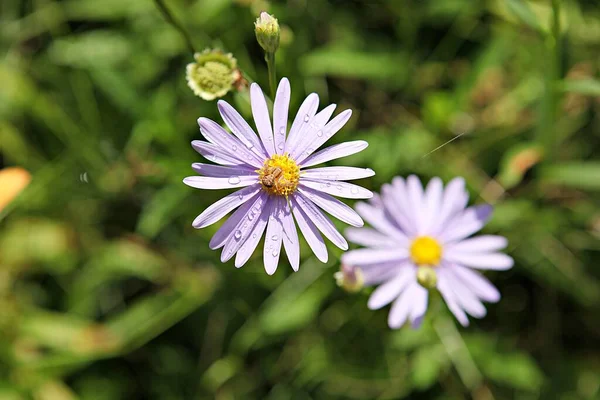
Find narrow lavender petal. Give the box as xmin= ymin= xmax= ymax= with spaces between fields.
xmin=234 ymin=202 xmax=271 ymax=268
xmin=390 ymin=177 xmax=419 ymax=232
xmin=406 ymin=175 xmax=425 ymax=235
xmin=367 ymin=266 xmax=414 ymax=310
xmin=439 ymin=205 xmax=493 ymax=243
xmin=409 ymin=285 xmax=429 ymax=329
xmin=273 ymin=78 xmax=291 ymax=154
xmin=433 ymin=177 xmax=468 ymax=235
xmin=286 ymin=93 xmax=319 ymax=155
xmin=294 ymin=109 xmax=353 ymax=164
xmin=381 ymin=183 xmax=416 ymax=236
xmin=192 ymin=163 xmax=256 ymax=178
xmin=293 ymin=193 xmax=348 ymax=250
xmin=300 ymin=141 xmax=368 ymax=168
xmin=437 ymin=273 xmax=470 ymax=326
xmin=183 ymin=175 xmax=258 ymax=190
xmin=192 ymin=141 xmax=244 ymax=166
xmin=445 ymin=235 xmax=508 ymax=253
xmin=192 ymin=184 xmax=261 ymax=228
xmin=421 ymin=177 xmax=443 ymax=234
xmin=198 ymin=117 xmax=263 ymax=168
xmin=263 ymin=199 xmax=284 ymax=275
xmin=359 ymin=261 xmax=408 ymax=286
xmin=388 ymin=283 xmax=417 ymax=329
xmin=217 ymin=100 xmax=268 ymax=159
xmin=281 ymin=199 xmax=300 ymax=271
xmin=369 ymin=192 xmax=384 ymax=209
xmin=291 ymin=197 xmax=328 ymax=262
xmin=342 ymin=247 xmax=409 ymax=266
xmin=345 ymin=227 xmax=399 ymax=248
xmin=444 ymin=251 xmax=514 ymax=270
xmin=354 ymin=201 xmax=409 ymax=243
xmin=301 ymin=166 xmax=375 ymax=181
xmin=250 ymin=83 xmax=276 ymax=156
xmin=209 ymin=192 xmax=266 ymax=249
xmin=298 ymin=187 xmax=364 ymax=227
xmin=440 ymin=268 xmax=487 ymax=318
xmin=289 ymin=104 xmax=337 ymax=161
xmin=450 ymin=264 xmax=501 ymax=302
xmin=299 ymin=179 xmax=372 ymax=199
xmin=220 ymin=194 xmax=270 ymax=262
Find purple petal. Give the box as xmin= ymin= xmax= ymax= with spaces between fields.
xmin=300 ymin=141 xmax=368 ymax=168
xmin=440 ymin=268 xmax=487 ymax=318
xmin=273 ymin=78 xmax=291 ymax=154
xmin=198 ymin=118 xmax=263 ymax=168
xmin=183 ymin=175 xmax=257 ymax=190
xmin=345 ymin=227 xmax=399 ymax=248
xmin=421 ymin=177 xmax=443 ymax=234
xmin=192 ymin=141 xmax=243 ymax=166
xmin=192 ymin=163 xmax=256 ymax=177
xmin=192 ymin=184 xmax=261 ymax=229
xmin=263 ymin=198 xmax=284 ymax=275
xmin=381 ymin=183 xmax=416 ymax=236
xmin=406 ymin=175 xmax=425 ymax=234
xmin=367 ymin=266 xmax=415 ymax=310
xmin=445 ymin=235 xmax=508 ymax=253
xmin=294 ymin=109 xmax=353 ymax=164
xmin=354 ymin=201 xmax=409 ymax=243
xmin=301 ymin=166 xmax=375 ymax=181
xmin=209 ymin=192 xmax=266 ymax=249
xmin=388 ymin=283 xmax=418 ymax=329
xmin=444 ymin=251 xmax=514 ymax=270
xmin=292 ymin=193 xmax=348 ymax=250
xmin=235 ymin=203 xmax=270 ymax=268
xmin=437 ymin=272 xmax=469 ymax=326
xmin=341 ymin=247 xmax=409 ymax=266
xmin=289 ymin=104 xmax=337 ymax=161
xmin=449 ymin=264 xmax=501 ymax=303
xmin=220 ymin=194 xmax=270 ymax=262
xmin=300 ymin=179 xmax=372 ymax=199
xmin=286 ymin=93 xmax=319 ymax=156
xmin=250 ymin=83 xmax=275 ymax=156
xmin=358 ymin=262 xmax=408 ymax=286
xmin=409 ymin=285 xmax=429 ymax=328
xmin=298 ymin=187 xmax=364 ymax=227
xmin=281 ymin=199 xmax=300 ymax=271
xmin=433 ymin=177 xmax=468 ymax=235
xmin=291 ymin=197 xmax=328 ymax=262
xmin=217 ymin=100 xmax=268 ymax=159
xmin=439 ymin=205 xmax=493 ymax=243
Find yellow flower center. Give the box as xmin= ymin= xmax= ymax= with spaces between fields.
xmin=410 ymin=236 xmax=442 ymax=266
xmin=257 ymin=153 xmax=300 ymax=196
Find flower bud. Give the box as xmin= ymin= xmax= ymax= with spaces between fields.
xmin=254 ymin=12 xmax=280 ymax=53
xmin=334 ymin=264 xmax=364 ymax=293
xmin=416 ymin=267 xmax=438 ymax=290
xmin=186 ymin=49 xmax=241 ymax=101
xmin=0 ymin=167 xmax=31 ymax=212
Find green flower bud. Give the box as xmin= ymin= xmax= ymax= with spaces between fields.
xmin=416 ymin=267 xmax=438 ymax=290
xmin=254 ymin=12 xmax=280 ymax=53
xmin=334 ymin=265 xmax=364 ymax=293
xmin=186 ymin=49 xmax=241 ymax=101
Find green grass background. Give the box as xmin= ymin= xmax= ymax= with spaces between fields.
xmin=1 ymin=0 xmax=599 ymax=399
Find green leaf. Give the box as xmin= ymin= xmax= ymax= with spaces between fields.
xmin=539 ymin=162 xmax=600 ymax=190
xmin=411 ymin=344 xmax=449 ymax=390
xmin=504 ymin=0 xmax=544 ymax=32
xmin=558 ymin=79 xmax=600 ymax=96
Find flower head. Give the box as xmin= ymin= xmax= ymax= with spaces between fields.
xmin=342 ymin=176 xmax=513 ymax=328
xmin=184 ymin=78 xmax=374 ymax=274
xmin=186 ymin=49 xmax=241 ymax=101
xmin=254 ymin=12 xmax=280 ymax=53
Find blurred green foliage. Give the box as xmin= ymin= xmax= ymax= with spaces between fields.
xmin=1 ymin=0 xmax=599 ymax=399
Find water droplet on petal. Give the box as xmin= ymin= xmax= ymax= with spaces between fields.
xmin=278 ymin=143 xmax=284 ymax=151
xmin=271 ymin=235 xmax=278 ymax=241
xmin=303 ymin=114 xmax=310 ymax=122
xmin=326 ymin=182 xmax=331 ymax=187
xmin=228 ymin=176 xmax=241 ymax=184
xmin=234 ymin=230 xmax=242 ymax=240
xmin=232 ymin=145 xmax=237 ymax=151
xmin=248 ymin=213 xmax=254 ymax=221
xmin=272 ymin=249 xmax=279 ymax=257
xmin=316 ymin=130 xmax=323 ymax=137
xmin=252 ymin=233 xmax=257 ymax=239
xmin=337 ymin=184 xmax=343 ymax=191
xmin=279 ymin=127 xmax=285 ymax=135
xmin=351 ymin=186 xmax=359 ymax=194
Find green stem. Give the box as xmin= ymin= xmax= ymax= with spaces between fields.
xmin=153 ymin=0 xmax=196 ymax=54
xmin=265 ymin=51 xmax=277 ymax=99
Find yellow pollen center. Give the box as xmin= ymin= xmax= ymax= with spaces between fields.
xmin=257 ymin=153 xmax=300 ymax=196
xmin=410 ymin=236 xmax=442 ymax=266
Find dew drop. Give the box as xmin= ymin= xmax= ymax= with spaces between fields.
xmin=351 ymin=186 xmax=359 ymax=194
xmin=248 ymin=213 xmax=255 ymax=221
xmin=272 ymin=249 xmax=279 ymax=257
xmin=232 ymin=145 xmax=237 ymax=151
xmin=252 ymin=233 xmax=257 ymax=239
xmin=271 ymin=235 xmax=278 ymax=241
xmin=234 ymin=230 xmax=242 ymax=240
xmin=228 ymin=176 xmax=241 ymax=185
xmin=303 ymin=114 xmax=310 ymax=122
xmin=316 ymin=130 xmax=323 ymax=137
xmin=337 ymin=184 xmax=343 ymax=191
xmin=278 ymin=143 xmax=284 ymax=151
xmin=279 ymin=127 xmax=285 ymax=135
xmin=326 ymin=182 xmax=331 ymax=187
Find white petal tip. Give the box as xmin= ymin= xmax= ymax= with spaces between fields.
xmin=265 ymin=266 xmax=277 ymax=275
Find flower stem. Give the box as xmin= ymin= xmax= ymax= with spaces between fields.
xmin=153 ymin=0 xmax=196 ymax=55
xmin=265 ymin=51 xmax=277 ymax=99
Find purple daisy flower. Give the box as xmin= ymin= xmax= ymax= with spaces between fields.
xmin=339 ymin=175 xmax=513 ymax=328
xmin=184 ymin=78 xmax=374 ymax=274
